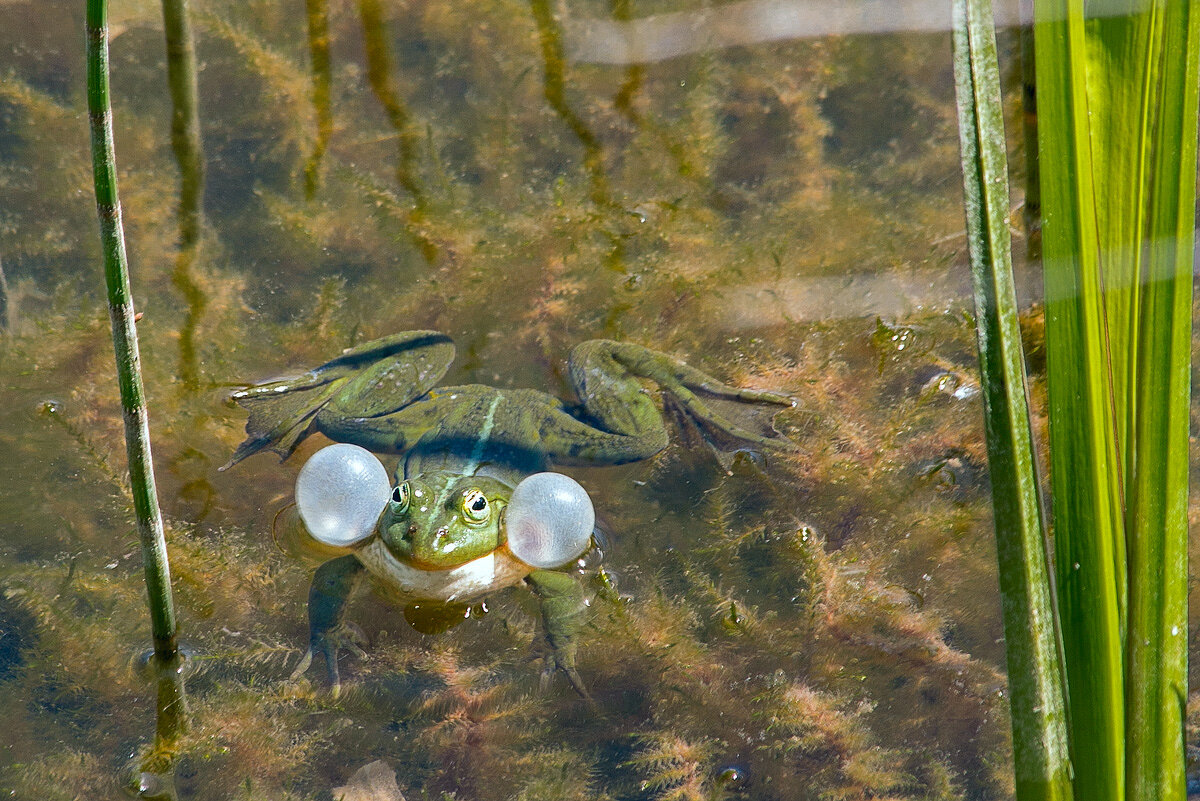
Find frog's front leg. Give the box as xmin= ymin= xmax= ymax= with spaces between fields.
xmin=526 ymin=570 xmax=590 ymax=700
xmin=291 ymin=554 xmax=367 ymax=697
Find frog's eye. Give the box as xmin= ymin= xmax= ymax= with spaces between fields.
xmin=391 ymin=482 xmax=410 ymax=512
xmin=461 ymin=489 xmax=490 ymax=523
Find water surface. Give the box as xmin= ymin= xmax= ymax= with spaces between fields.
xmin=0 ymin=1 xmax=1099 ymax=798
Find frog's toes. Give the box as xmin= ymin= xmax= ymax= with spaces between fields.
xmin=291 ymin=622 xmax=369 ymax=697
xmin=531 ymin=641 xmax=591 ymax=702
xmin=289 ymin=648 xmax=314 ymax=682
xmin=544 ymin=660 xmax=592 ymax=704
xmin=336 ymin=621 xmax=370 ymax=657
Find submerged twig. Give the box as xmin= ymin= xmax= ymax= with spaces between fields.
xmin=303 ymin=0 xmax=331 ymax=198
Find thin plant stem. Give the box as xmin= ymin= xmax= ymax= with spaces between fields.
xmin=0 ymin=254 xmax=10 ymax=334
xmin=86 ymin=0 xmax=178 ymax=660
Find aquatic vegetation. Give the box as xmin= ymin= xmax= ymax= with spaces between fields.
xmin=5 ymin=750 xmax=129 ymax=801
xmin=953 ymin=0 xmax=1198 ymax=796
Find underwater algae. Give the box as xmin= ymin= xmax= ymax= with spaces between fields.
xmin=3 ymin=314 xmax=1012 ymax=799
xmin=0 ymin=0 xmax=1082 ymax=798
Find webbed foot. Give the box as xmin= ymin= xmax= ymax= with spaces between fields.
xmin=630 ymin=347 xmax=797 ymax=454
xmin=568 ymin=340 xmax=797 ymax=462
xmin=533 ymin=636 xmax=591 ymax=702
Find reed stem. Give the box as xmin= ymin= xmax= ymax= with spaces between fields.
xmin=951 ymin=0 xmax=1071 ymax=797
xmin=86 ymin=0 xmax=178 ymax=660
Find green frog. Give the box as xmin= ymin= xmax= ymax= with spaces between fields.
xmin=226 ymin=331 xmax=794 ymax=695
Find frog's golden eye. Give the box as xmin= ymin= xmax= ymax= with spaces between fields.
xmin=461 ymin=489 xmax=490 ymax=523
xmin=391 ymin=482 xmax=410 ymax=512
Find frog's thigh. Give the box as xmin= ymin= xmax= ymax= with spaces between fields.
xmin=324 ymin=333 xmax=456 ymax=419
xmin=315 ymin=402 xmax=442 ymax=455
xmin=565 ymin=340 xmax=671 ymax=441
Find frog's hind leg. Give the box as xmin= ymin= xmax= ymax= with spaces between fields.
xmin=567 ymin=340 xmax=796 ymax=462
xmin=224 ymin=331 xmax=455 ymax=468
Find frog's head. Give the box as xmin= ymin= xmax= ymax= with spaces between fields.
xmin=378 ymin=472 xmax=511 ymax=570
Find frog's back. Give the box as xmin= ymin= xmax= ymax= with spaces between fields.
xmin=400 ymin=385 xmax=566 ymax=483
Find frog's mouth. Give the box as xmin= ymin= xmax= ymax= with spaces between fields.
xmin=382 ymin=523 xmax=488 ymax=571
xmin=391 ymin=547 xmax=456 ymax=572
xmin=356 ymin=538 xmax=529 ymax=604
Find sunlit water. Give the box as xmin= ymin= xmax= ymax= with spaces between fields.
xmin=1 ymin=1 xmax=1183 ymax=799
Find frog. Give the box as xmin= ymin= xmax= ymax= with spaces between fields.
xmin=225 ymin=330 xmax=795 ymax=696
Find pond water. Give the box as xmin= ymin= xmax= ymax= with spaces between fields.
xmin=0 ymin=0 xmax=1186 ymax=799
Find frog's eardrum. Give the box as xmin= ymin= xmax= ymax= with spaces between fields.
xmin=505 ymin=472 xmax=595 ymax=568
xmin=296 ymin=444 xmax=391 ymax=547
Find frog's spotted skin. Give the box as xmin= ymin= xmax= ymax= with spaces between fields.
xmin=229 ymin=331 xmax=795 ymax=696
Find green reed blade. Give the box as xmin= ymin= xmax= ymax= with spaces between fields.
xmin=87 ymin=0 xmax=179 ymax=659
xmin=951 ymin=1 xmax=1072 ymax=798
xmin=1084 ymin=9 xmax=1156 ymax=476
xmin=1034 ymin=0 xmax=1128 ymax=798
xmin=1123 ymin=2 xmax=1196 ymax=797
xmin=1034 ymin=0 xmax=1196 ymax=797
